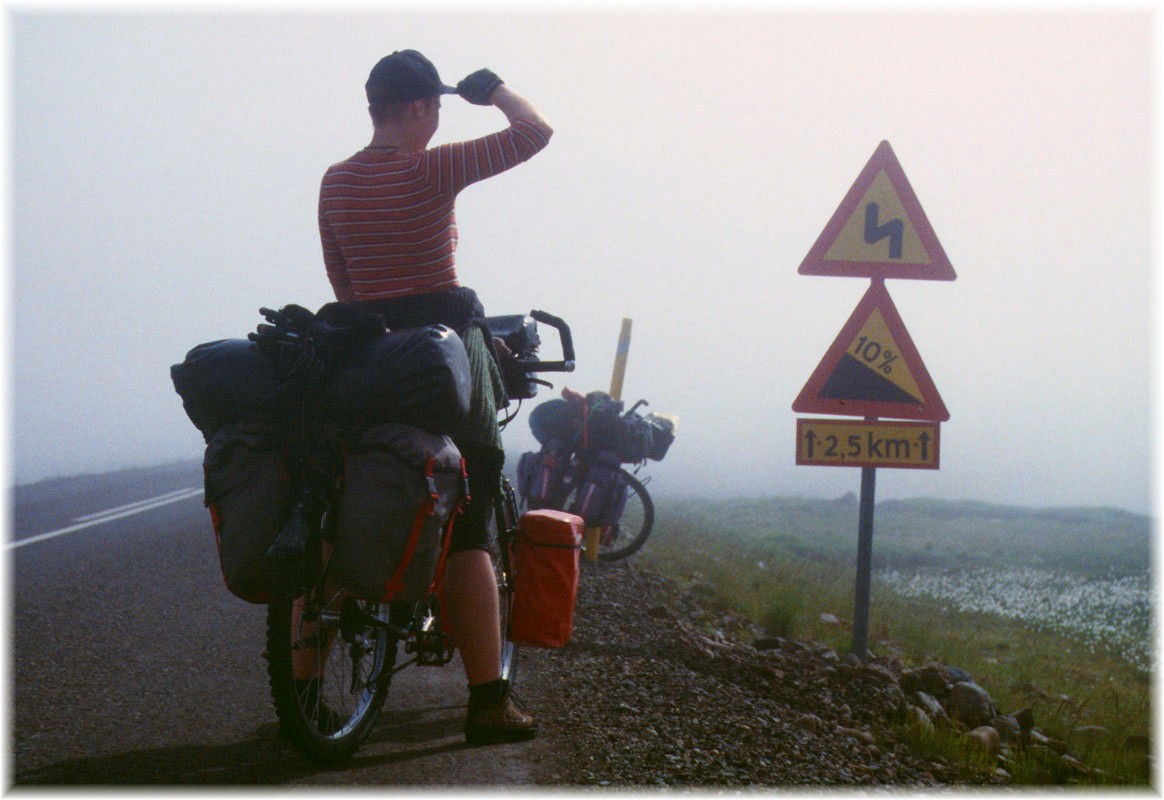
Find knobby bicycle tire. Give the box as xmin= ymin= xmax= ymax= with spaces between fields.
xmin=266 ymin=576 xmax=395 ymax=765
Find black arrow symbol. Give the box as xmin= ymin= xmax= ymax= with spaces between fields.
xmin=864 ymin=202 xmax=904 ymax=259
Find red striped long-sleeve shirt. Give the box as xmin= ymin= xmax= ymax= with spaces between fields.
xmin=319 ymin=119 xmax=552 ymax=302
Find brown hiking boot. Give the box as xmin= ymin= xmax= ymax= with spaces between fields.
xmin=465 ymin=682 xmax=538 ymax=745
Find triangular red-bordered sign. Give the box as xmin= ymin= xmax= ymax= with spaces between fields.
xmin=793 ymin=279 xmax=949 ymax=421
xmin=799 ymin=140 xmax=956 ymax=281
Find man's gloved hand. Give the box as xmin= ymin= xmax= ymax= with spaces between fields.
xmin=457 ymin=69 xmax=504 ymax=105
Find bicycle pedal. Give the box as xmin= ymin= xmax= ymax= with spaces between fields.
xmin=410 ymin=629 xmax=455 ymax=666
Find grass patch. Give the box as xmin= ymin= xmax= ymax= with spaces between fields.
xmin=638 ymin=495 xmax=1153 ymax=786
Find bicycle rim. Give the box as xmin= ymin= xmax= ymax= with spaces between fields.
xmin=266 ymin=588 xmax=395 ymax=764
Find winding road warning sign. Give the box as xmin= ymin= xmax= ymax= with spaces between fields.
xmin=798 ymin=140 xmax=956 ymax=281
xmin=792 ymin=279 xmax=949 ymax=421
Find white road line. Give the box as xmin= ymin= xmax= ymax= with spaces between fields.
xmin=72 ymin=488 xmax=201 ymax=523
xmin=8 ymin=487 xmax=204 ymax=551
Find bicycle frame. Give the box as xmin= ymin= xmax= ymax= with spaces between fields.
xmin=371 ymin=475 xmax=521 ymax=678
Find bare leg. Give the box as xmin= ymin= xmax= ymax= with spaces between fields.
xmin=443 ymin=548 xmax=501 ymax=685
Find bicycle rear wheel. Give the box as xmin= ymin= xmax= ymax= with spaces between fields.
xmin=596 ymin=470 xmax=654 ymax=562
xmin=266 ymin=575 xmax=396 ymax=764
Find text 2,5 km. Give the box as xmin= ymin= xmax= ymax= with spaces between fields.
xmin=796 ymin=418 xmax=940 ymax=470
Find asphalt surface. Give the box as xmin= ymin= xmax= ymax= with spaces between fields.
xmin=10 ymin=461 xmax=545 ymax=786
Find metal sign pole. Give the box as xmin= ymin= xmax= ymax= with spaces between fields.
xmin=852 ymin=463 xmax=877 ymax=662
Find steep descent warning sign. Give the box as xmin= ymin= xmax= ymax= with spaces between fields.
xmin=798 ymin=140 xmax=956 ymax=281
xmin=792 ymin=279 xmax=949 ymax=421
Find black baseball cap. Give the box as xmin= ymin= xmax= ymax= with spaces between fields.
xmin=365 ymin=50 xmax=456 ymax=103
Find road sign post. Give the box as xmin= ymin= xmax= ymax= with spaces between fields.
xmin=852 ymin=464 xmax=877 ymax=660
xmin=793 ymin=140 xmax=954 ymax=662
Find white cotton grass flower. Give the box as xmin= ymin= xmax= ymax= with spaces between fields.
xmin=877 ymin=567 xmax=1154 ymax=672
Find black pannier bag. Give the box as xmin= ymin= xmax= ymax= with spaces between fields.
xmin=517 ymin=439 xmax=572 ymax=509
xmin=172 ymin=323 xmax=471 ymax=440
xmin=572 ymin=450 xmax=625 ymax=526
xmin=202 ymin=422 xmax=294 ymax=603
xmin=330 ymin=423 xmax=466 ymax=603
xmin=325 ymin=325 xmax=471 ymax=435
xmin=172 ymin=339 xmax=294 ymax=440
xmin=528 ymin=397 xmax=584 ymax=446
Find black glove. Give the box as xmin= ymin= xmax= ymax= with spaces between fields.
xmin=457 ymin=69 xmax=504 ymax=105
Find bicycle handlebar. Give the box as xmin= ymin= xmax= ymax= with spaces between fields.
xmin=521 ymin=309 xmax=575 ymax=374
xmin=626 ymin=399 xmax=649 ymax=416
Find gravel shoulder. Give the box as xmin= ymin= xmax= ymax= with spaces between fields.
xmin=517 ymin=559 xmax=992 ymax=788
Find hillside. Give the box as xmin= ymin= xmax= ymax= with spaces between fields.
xmin=651 ymin=494 xmax=1153 ymax=576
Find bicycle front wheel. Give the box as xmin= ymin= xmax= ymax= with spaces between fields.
xmin=491 ymin=477 xmax=520 ymax=682
xmin=596 ymin=470 xmax=654 ymax=562
xmin=266 ymin=587 xmax=396 ymax=765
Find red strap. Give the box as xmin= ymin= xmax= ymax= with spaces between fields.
xmin=380 ymin=493 xmax=436 ymax=600
xmin=380 ymin=457 xmax=470 ymax=602
xmin=380 ymin=456 xmax=442 ymax=601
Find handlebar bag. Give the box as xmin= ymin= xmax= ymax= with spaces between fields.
xmin=172 ymin=339 xmax=294 ymax=440
xmin=485 ymin=314 xmax=540 ymax=355
xmin=586 ymin=407 xmax=653 ymax=464
xmin=330 ymin=423 xmax=466 ymax=603
xmin=325 ymin=325 xmax=471 ymax=436
xmin=486 ymin=314 xmax=542 ymax=401
xmin=582 ymin=398 xmax=656 ymax=465
xmin=202 ymin=422 xmax=294 ymax=604
xmin=644 ymin=413 xmax=676 ymax=461
xmin=510 ymin=509 xmax=583 ymax=648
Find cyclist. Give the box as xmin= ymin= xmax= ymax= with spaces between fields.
xmin=317 ymin=49 xmax=553 ymax=745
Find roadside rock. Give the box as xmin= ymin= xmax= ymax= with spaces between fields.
xmin=518 ymin=560 xmax=1109 ymax=787
xmin=900 ymin=663 xmax=954 ymax=698
xmin=966 ymin=725 xmax=1001 ymax=757
xmin=947 ymin=682 xmax=996 ymax=729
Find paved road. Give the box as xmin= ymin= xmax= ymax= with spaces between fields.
xmin=10 ymin=461 xmax=542 ymax=786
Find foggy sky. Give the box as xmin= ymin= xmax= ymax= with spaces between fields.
xmin=8 ymin=7 xmax=1156 ymax=514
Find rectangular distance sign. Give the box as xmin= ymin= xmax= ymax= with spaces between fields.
xmin=796 ymin=418 xmax=940 ymax=469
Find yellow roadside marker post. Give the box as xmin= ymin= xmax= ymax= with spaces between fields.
xmin=584 ymin=318 xmax=633 ymax=562
xmin=608 ymin=318 xmax=633 ymax=403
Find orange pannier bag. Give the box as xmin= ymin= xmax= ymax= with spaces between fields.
xmin=509 ymin=509 xmax=584 ymax=648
